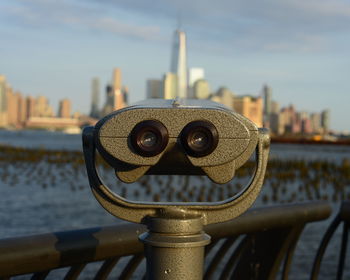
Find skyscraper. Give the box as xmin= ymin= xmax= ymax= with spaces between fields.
xmin=263 ymin=84 xmax=272 ymax=127
xmin=321 ymin=110 xmax=330 ymax=133
xmin=90 ymin=77 xmax=100 ymax=118
xmin=112 ymin=68 xmax=125 ymax=111
xmin=170 ymin=30 xmax=188 ymax=98
xmin=102 ymin=68 xmax=127 ymax=116
xmin=113 ymin=68 xmax=121 ymax=90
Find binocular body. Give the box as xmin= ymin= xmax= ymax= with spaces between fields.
xmin=94 ymin=99 xmax=259 ymax=184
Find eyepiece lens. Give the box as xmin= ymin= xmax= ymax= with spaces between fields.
xmin=140 ymin=131 xmax=157 ymax=148
xmin=180 ymin=120 xmax=218 ymax=157
xmin=130 ymin=120 xmax=168 ymax=157
xmin=190 ymin=131 xmax=208 ymax=149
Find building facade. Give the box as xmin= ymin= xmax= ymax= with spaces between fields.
xmin=58 ymin=99 xmax=71 ymax=118
xmin=90 ymin=77 xmax=100 ymax=118
xmin=163 ymin=73 xmax=178 ymax=100
xmin=233 ymin=96 xmax=263 ymax=127
xmin=146 ymin=79 xmax=162 ymax=99
xmin=193 ymin=79 xmax=210 ymax=99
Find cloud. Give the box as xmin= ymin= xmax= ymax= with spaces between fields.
xmin=4 ymin=0 xmax=350 ymax=53
xmin=90 ymin=0 xmax=350 ymax=52
xmin=5 ymin=0 xmax=161 ymax=41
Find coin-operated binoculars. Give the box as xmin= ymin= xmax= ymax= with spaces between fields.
xmin=82 ymin=99 xmax=270 ymax=280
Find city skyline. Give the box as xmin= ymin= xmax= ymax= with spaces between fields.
xmin=1 ymin=0 xmax=349 ymax=131
xmin=0 ymin=71 xmax=331 ymax=137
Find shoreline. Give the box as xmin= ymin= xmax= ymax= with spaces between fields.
xmin=271 ymin=137 xmax=350 ymax=146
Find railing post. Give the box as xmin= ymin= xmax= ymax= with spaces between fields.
xmin=140 ymin=214 xmax=210 ymax=279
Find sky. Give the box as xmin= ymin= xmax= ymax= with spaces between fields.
xmin=0 ymin=0 xmax=349 ymax=132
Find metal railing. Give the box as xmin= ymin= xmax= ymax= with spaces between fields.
xmin=311 ymin=201 xmax=350 ymax=280
xmin=0 ymin=202 xmax=332 ymax=279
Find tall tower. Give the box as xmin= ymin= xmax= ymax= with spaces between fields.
xmin=113 ymin=68 xmax=121 ymax=91
xmin=90 ymin=77 xmax=100 ymax=118
xmin=102 ymin=68 xmax=126 ymax=116
xmin=112 ymin=68 xmax=124 ymax=110
xmin=321 ymin=109 xmax=330 ymax=134
xmin=263 ymin=84 xmax=272 ymax=127
xmin=170 ymin=30 xmax=188 ymax=98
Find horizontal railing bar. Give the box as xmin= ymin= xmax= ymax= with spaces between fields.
xmin=0 ymin=223 xmax=146 ymax=277
xmin=0 ymin=202 xmax=331 ymax=277
xmin=205 ymin=201 xmax=331 ymax=239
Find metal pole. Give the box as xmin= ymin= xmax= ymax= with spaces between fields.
xmin=139 ymin=209 xmax=210 ymax=280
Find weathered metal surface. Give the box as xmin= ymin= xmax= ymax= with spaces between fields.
xmin=140 ymin=215 xmax=210 ymax=280
xmin=84 ymin=100 xmax=271 ymax=279
xmin=0 ymin=224 xmax=146 ymax=277
xmin=83 ymin=125 xmax=270 ymax=225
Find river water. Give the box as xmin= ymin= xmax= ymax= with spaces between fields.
xmin=0 ymin=130 xmax=349 ymax=279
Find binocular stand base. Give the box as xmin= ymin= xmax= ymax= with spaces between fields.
xmin=139 ymin=212 xmax=210 ymax=280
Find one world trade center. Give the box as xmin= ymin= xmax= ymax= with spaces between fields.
xmin=170 ymin=29 xmax=188 ymax=99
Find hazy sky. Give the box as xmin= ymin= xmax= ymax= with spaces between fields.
xmin=1 ymin=0 xmax=349 ymax=131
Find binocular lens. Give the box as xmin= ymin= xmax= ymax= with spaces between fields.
xmin=181 ymin=120 xmax=218 ymax=157
xmin=130 ymin=120 xmax=169 ymax=157
xmin=190 ymin=131 xmax=209 ymax=149
xmin=140 ymin=131 xmax=157 ymax=148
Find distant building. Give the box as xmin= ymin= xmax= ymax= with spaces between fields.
xmin=102 ymin=68 xmax=127 ymax=116
xmin=263 ymin=84 xmax=272 ymax=127
xmin=163 ymin=73 xmax=178 ymax=99
xmin=113 ymin=68 xmax=122 ymax=90
xmin=6 ymin=88 xmax=21 ymax=127
xmin=0 ymin=75 xmax=8 ymax=127
xmin=26 ymin=96 xmax=36 ymax=119
xmin=188 ymin=68 xmax=204 ymax=98
xmin=271 ymin=101 xmax=280 ymax=114
xmin=280 ymin=105 xmax=300 ymax=134
xmin=112 ymin=68 xmax=125 ymax=111
xmin=233 ymin=96 xmax=263 ymax=127
xmin=321 ymin=110 xmax=330 ymax=133
xmin=58 ymin=99 xmax=71 ymax=118
xmin=146 ymin=79 xmax=162 ymax=99
xmin=102 ymin=85 xmax=113 ymax=116
xmin=122 ymin=86 xmax=129 ymax=105
xmin=211 ymin=87 xmax=234 ymax=109
xmin=35 ymin=96 xmax=54 ymax=117
xmin=170 ymin=30 xmax=188 ymax=98
xmin=301 ymin=118 xmax=312 ymax=134
xmin=18 ymin=93 xmax=27 ymax=125
xmin=90 ymin=77 xmax=100 ymax=118
xmin=299 ymin=112 xmax=312 ymax=134
xmin=193 ymin=79 xmax=210 ymax=99
xmin=310 ymin=113 xmax=322 ymax=134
